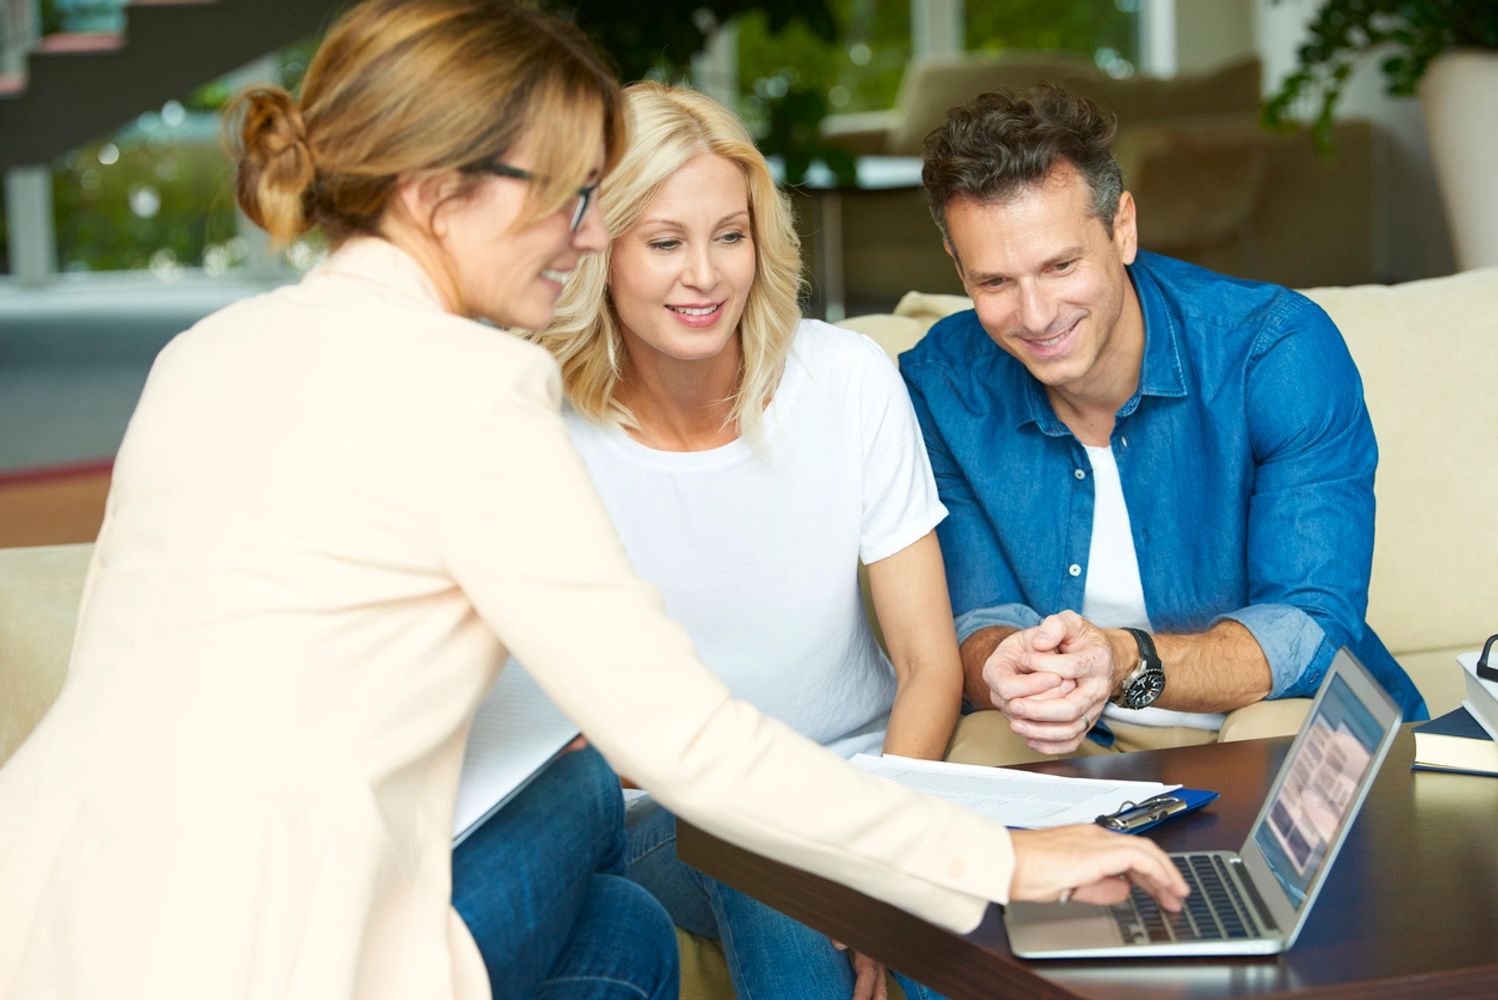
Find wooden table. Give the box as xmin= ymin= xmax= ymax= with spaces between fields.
xmin=678 ymin=729 xmax=1498 ymax=998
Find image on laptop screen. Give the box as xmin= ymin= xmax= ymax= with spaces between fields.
xmin=1252 ymin=672 xmax=1384 ymax=909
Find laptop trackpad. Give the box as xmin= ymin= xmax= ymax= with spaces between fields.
xmin=1005 ymin=902 xmax=1125 ymax=953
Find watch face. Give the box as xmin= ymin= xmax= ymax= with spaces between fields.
xmin=1126 ymin=668 xmax=1166 ymax=709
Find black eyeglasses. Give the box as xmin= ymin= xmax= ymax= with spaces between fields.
xmin=1478 ymin=634 xmax=1498 ymax=683
xmin=472 ymin=161 xmax=598 ymax=232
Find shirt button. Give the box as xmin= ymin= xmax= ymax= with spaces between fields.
xmin=1074 ymin=468 xmax=1086 ymax=480
xmin=1121 ymin=435 xmax=1130 ymax=448
xmin=1068 ymin=563 xmax=1082 ymax=577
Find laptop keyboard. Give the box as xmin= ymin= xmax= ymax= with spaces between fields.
xmin=1109 ymin=854 xmax=1261 ymax=944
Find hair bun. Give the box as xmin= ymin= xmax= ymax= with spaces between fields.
xmin=239 ymin=87 xmax=310 ymax=162
xmin=229 ymin=86 xmax=316 ymax=245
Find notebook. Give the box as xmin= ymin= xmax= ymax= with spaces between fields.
xmin=451 ymin=660 xmax=578 ymax=846
xmin=1412 ymin=706 xmax=1498 ymax=776
xmin=1004 ymin=648 xmax=1401 ymax=958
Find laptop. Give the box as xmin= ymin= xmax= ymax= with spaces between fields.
xmin=1004 ymin=648 xmax=1402 ymax=958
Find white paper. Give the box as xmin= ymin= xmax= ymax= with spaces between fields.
xmin=850 ymin=754 xmax=1181 ymax=829
xmin=1457 ymin=651 xmax=1498 ymax=742
xmin=452 ymin=660 xmax=578 ymax=846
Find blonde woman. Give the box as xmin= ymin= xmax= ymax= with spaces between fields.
xmin=532 ymin=82 xmax=961 ymax=999
xmin=0 ymin=5 xmax=1187 ymax=999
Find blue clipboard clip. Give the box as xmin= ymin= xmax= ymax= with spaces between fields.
xmin=1094 ymin=789 xmax=1219 ymax=834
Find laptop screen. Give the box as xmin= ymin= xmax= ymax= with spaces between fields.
xmin=1251 ymin=672 xmax=1386 ymax=910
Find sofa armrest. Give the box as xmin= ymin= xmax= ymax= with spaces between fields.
xmin=0 ymin=543 xmax=92 ymax=765
xmin=1123 ymin=115 xmax=1378 ymax=289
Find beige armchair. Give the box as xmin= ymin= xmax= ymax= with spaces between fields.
xmin=822 ymin=53 xmax=1262 ymax=157
xmin=811 ymin=54 xmax=1381 ymax=295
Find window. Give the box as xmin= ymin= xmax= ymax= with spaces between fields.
xmin=738 ymin=0 xmax=912 ymax=130
xmin=48 ymin=37 xmax=318 ymax=275
xmin=52 ymin=107 xmax=241 ymax=275
xmin=967 ymin=0 xmax=1140 ymax=78
xmin=41 ymin=0 xmax=126 ymax=34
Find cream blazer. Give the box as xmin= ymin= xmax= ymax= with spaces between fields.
xmin=0 ymin=239 xmax=1015 ymax=999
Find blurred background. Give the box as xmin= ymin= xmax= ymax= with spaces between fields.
xmin=0 ymin=0 xmax=1487 ymax=544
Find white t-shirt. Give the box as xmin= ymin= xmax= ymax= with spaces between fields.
xmin=565 ymin=320 xmax=948 ymax=758
xmin=1082 ymin=444 xmax=1227 ymax=731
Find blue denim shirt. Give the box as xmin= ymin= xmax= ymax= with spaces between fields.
xmin=899 ymin=251 xmax=1426 ymax=721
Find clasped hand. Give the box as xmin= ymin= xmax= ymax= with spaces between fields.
xmin=982 ymin=611 xmax=1124 ymax=754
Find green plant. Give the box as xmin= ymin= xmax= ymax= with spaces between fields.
xmin=547 ymin=2 xmax=845 ymax=187
xmin=552 ymin=1 xmax=835 ymax=83
xmin=1263 ymin=0 xmax=1498 ymax=149
xmin=39 ymin=0 xmax=125 ymax=36
xmin=738 ymin=0 xmax=910 ymax=124
xmin=758 ymin=85 xmax=855 ymax=186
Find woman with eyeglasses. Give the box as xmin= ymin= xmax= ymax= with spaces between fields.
xmin=0 ymin=2 xmax=1187 ymax=999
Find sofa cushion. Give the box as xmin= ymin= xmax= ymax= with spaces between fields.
xmin=0 ymin=543 xmax=91 ymax=765
xmin=1067 ymin=58 xmax=1261 ymax=127
xmin=1114 ymin=116 xmax=1271 ymax=254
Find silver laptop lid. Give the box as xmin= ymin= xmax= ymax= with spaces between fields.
xmin=1236 ymin=649 xmax=1402 ymax=947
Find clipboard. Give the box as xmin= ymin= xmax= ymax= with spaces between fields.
xmin=1093 ymin=788 xmax=1219 ymax=834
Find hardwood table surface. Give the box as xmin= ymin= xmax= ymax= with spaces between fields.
xmin=678 ymin=727 xmax=1498 ymax=999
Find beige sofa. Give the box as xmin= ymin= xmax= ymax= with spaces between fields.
xmin=3 ymin=267 xmax=1495 ymax=996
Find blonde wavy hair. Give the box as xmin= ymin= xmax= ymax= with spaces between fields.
xmin=533 ymin=82 xmax=804 ymax=440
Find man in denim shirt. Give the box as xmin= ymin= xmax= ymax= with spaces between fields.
xmin=901 ymin=86 xmax=1425 ymax=765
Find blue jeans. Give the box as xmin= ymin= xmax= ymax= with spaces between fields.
xmin=626 ymin=797 xmax=946 ymax=1000
xmin=452 ymin=747 xmax=678 ymax=999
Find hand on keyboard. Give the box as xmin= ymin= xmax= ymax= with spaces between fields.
xmin=1009 ymin=824 xmax=1191 ymax=911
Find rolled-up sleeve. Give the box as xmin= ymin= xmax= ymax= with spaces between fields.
xmin=954 ymin=603 xmax=1044 ymax=645
xmin=1213 ymin=603 xmax=1329 ymax=698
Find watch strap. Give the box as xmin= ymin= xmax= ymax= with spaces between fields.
xmin=1116 ymin=627 xmax=1163 ymax=708
xmin=1122 ymin=627 xmax=1159 ymax=666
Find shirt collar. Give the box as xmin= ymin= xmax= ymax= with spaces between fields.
xmin=1016 ymin=256 xmax=1188 ymax=437
xmin=317 ymin=236 xmax=449 ymax=312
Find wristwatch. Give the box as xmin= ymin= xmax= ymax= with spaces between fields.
xmin=1114 ymin=627 xmax=1166 ymax=710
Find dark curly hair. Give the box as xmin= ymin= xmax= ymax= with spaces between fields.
xmin=921 ymin=84 xmax=1123 ymax=240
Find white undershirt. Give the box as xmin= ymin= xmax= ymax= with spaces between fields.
xmin=1082 ymin=444 xmax=1226 ymax=731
